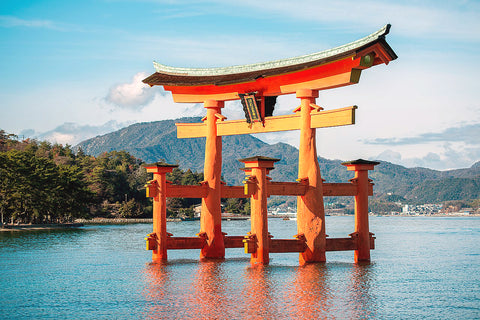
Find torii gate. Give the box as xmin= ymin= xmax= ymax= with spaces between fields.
xmin=143 ymin=25 xmax=397 ymax=265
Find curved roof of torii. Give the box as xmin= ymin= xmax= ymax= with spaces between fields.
xmin=143 ymin=25 xmax=397 ymax=103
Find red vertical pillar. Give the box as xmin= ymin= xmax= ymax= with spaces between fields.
xmin=200 ymin=100 xmax=225 ymax=259
xmin=342 ymin=159 xmax=379 ymax=262
xmin=144 ymin=163 xmax=177 ymax=262
xmin=240 ymin=156 xmax=279 ymax=265
xmin=296 ymin=89 xmax=326 ymax=264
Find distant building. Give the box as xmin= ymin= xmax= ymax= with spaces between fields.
xmin=458 ymin=208 xmax=472 ymax=215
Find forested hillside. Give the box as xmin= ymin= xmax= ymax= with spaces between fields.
xmin=0 ymin=130 xmax=152 ymax=224
xmin=1 ymin=130 xmax=234 ymax=224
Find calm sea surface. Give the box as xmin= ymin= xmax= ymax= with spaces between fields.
xmin=1 ymin=216 xmax=479 ymax=319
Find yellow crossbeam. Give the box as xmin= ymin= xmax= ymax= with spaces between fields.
xmin=175 ymin=106 xmax=357 ymax=138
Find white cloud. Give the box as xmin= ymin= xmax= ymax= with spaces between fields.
xmin=0 ymin=15 xmax=82 ymax=32
xmin=44 ymin=132 xmax=76 ymax=145
xmin=0 ymin=15 xmax=57 ymax=29
xmin=105 ymin=72 xmax=163 ymax=109
xmin=364 ymin=124 xmax=480 ymax=146
xmin=226 ymin=0 xmax=480 ymax=41
xmin=375 ymin=149 xmax=402 ymax=163
xmin=98 ymin=90 xmax=205 ymax=126
xmin=374 ymin=141 xmax=479 ymax=170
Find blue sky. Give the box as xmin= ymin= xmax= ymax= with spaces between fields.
xmin=1 ymin=0 xmax=479 ymax=170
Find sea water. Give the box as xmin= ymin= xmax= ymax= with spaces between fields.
xmin=1 ymin=216 xmax=479 ymax=319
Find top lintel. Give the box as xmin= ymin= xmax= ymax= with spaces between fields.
xmin=142 ymin=25 xmax=397 ymax=103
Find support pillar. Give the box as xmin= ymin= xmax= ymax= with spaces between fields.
xmin=342 ymin=159 xmax=379 ymax=262
xmin=296 ymin=89 xmax=326 ymax=264
xmin=144 ymin=163 xmax=178 ymax=262
xmin=240 ymin=156 xmax=279 ymax=265
xmin=200 ymin=100 xmax=225 ymax=259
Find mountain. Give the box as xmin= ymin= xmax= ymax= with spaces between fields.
xmin=76 ymin=117 xmax=303 ymax=185
xmin=75 ymin=118 xmax=480 ymax=203
xmin=368 ymin=162 xmax=480 ymax=202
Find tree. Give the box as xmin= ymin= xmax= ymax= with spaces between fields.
xmin=223 ymin=198 xmax=249 ymax=215
xmin=119 ymin=199 xmax=143 ymax=218
xmin=164 ymin=168 xmax=203 ymax=218
xmin=0 ymin=133 xmax=93 ymax=224
xmin=369 ymin=199 xmax=402 ymax=215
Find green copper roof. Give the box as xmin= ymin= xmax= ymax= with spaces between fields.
xmin=341 ymin=159 xmax=380 ymax=166
xmin=142 ymin=162 xmax=179 ymax=168
xmin=238 ymin=156 xmax=281 ymax=163
xmin=153 ymin=24 xmax=395 ymax=77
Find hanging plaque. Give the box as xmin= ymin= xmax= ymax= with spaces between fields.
xmin=239 ymin=93 xmax=261 ymax=124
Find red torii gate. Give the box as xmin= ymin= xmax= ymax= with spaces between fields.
xmin=143 ymin=25 xmax=397 ymax=265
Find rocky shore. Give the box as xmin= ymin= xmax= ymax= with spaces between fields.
xmin=75 ymin=218 xmax=154 ymax=224
xmin=0 ymin=223 xmax=84 ymax=232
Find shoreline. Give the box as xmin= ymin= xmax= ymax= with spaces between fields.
xmin=2 ymin=214 xmax=478 ymax=231
xmin=74 ymin=216 xmax=253 ymax=224
xmin=75 ymin=218 xmax=154 ymax=224
xmin=1 ymin=223 xmax=84 ymax=232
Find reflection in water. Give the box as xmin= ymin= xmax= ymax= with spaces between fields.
xmin=243 ymin=266 xmax=277 ymax=318
xmin=347 ymin=263 xmax=377 ymax=319
xmin=142 ymin=260 xmax=233 ymax=319
xmin=142 ymin=262 xmax=172 ymax=319
xmin=192 ymin=260 xmax=229 ymax=319
xmin=1 ymin=218 xmax=476 ymax=318
xmin=289 ymin=264 xmax=332 ymax=319
xmin=142 ymin=260 xmax=377 ymax=319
